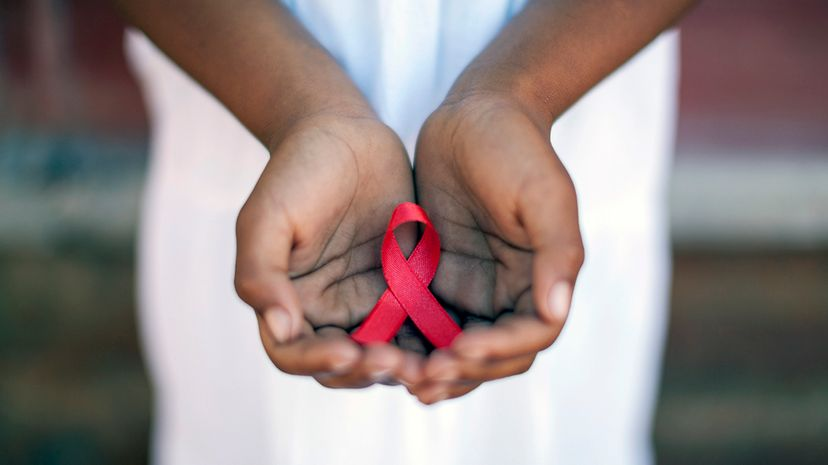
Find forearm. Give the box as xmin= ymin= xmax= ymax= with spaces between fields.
xmin=447 ymin=0 xmax=697 ymax=129
xmin=114 ymin=0 xmax=372 ymax=149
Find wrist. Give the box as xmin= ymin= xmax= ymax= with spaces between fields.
xmin=439 ymin=82 xmax=553 ymax=137
xmin=444 ymin=66 xmax=559 ymax=132
xmin=264 ymin=95 xmax=376 ymax=154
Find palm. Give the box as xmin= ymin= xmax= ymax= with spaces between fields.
xmin=239 ymin=115 xmax=414 ymax=332
xmin=416 ymin=186 xmax=534 ymax=323
xmin=415 ymin=97 xmax=576 ymax=323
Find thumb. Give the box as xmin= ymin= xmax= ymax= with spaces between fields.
xmin=518 ymin=172 xmax=584 ymax=326
xmin=531 ymin=243 xmax=582 ymax=326
xmin=234 ymin=200 xmax=304 ymax=343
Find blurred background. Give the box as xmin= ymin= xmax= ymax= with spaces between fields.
xmin=1 ymin=0 xmax=826 ymax=463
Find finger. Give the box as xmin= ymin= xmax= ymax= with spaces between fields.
xmin=450 ymin=313 xmax=562 ymax=361
xmin=445 ymin=382 xmax=481 ymax=401
xmin=422 ymin=347 xmax=536 ymax=383
xmin=414 ymin=381 xmax=482 ymax=405
xmin=315 ymin=341 xmax=406 ymax=389
xmin=452 ymin=353 xmax=536 ymax=382
xmin=516 ymin=164 xmax=584 ymax=326
xmin=311 ymin=327 xmax=377 ymax=389
xmin=397 ymin=350 xmax=426 ymax=387
xmin=421 ymin=350 xmax=459 ymax=382
xmin=257 ymin=317 xmax=360 ymax=376
xmin=393 ymin=320 xmax=431 ymax=356
xmin=462 ymin=314 xmax=493 ymax=331
xmin=236 ymin=199 xmax=304 ymax=343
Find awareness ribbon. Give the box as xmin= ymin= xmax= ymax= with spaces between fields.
xmin=351 ymin=202 xmax=461 ymax=348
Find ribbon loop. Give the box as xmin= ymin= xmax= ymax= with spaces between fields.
xmin=352 ymin=202 xmax=461 ymax=348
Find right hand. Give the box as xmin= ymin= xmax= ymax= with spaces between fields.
xmin=410 ymin=93 xmax=585 ymax=403
xmin=234 ymin=106 xmax=424 ymax=388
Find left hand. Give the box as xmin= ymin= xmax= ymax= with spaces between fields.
xmin=410 ymin=92 xmax=585 ymax=403
xmin=235 ymin=109 xmax=425 ymax=389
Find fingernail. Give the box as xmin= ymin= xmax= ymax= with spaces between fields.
xmin=371 ymin=368 xmax=393 ymax=382
xmin=547 ymin=282 xmax=572 ymax=321
xmin=434 ymin=367 xmax=457 ymax=382
xmin=264 ymin=307 xmax=292 ymax=343
xmin=429 ymin=360 xmax=458 ymax=381
xmin=429 ymin=391 xmax=449 ymax=404
xmin=456 ymin=344 xmax=486 ymax=360
xmin=331 ymin=357 xmax=358 ymax=374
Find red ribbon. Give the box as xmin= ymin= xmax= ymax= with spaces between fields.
xmin=352 ymin=202 xmax=461 ymax=348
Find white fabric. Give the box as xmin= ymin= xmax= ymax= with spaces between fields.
xmin=125 ymin=1 xmax=679 ymax=463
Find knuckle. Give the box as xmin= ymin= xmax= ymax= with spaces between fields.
xmin=314 ymin=377 xmax=334 ymax=388
xmin=233 ymin=272 xmax=260 ymax=302
xmin=314 ymin=376 xmax=343 ymax=389
xmin=456 ymin=365 xmax=478 ymax=381
xmin=560 ymin=240 xmax=585 ymax=272
xmin=533 ymin=329 xmax=558 ymax=351
xmin=265 ymin=353 xmax=299 ymax=376
xmin=274 ymin=363 xmax=296 ymax=375
xmin=235 ymin=201 xmax=257 ymax=237
xmin=528 ymin=318 xmax=563 ymax=346
xmin=514 ymin=357 xmax=537 ymax=376
xmin=523 ymin=162 xmax=574 ymax=200
xmin=544 ymin=310 xmax=569 ymax=334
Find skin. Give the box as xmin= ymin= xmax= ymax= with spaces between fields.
xmin=407 ymin=0 xmax=698 ymax=402
xmin=236 ymin=110 xmax=426 ymax=388
xmin=115 ymin=0 xmax=697 ymax=402
xmin=115 ymin=0 xmax=424 ymax=388
xmin=409 ymin=94 xmax=583 ymax=402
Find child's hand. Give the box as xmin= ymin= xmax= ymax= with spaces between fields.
xmin=410 ymin=93 xmax=584 ymax=403
xmin=234 ymin=107 xmax=424 ymax=389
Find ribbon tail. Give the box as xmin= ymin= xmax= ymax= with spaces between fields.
xmin=351 ymin=290 xmax=407 ymax=344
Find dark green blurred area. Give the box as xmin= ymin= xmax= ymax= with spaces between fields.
xmin=0 ymin=135 xmax=149 ymax=465
xmin=655 ymin=252 xmax=828 ymax=464
xmin=0 ymin=245 xmax=149 ymax=465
